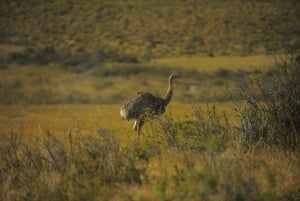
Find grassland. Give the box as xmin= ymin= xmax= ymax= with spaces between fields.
xmin=1 ymin=102 xmax=299 ymax=201
xmin=0 ymin=0 xmax=300 ymax=200
xmin=0 ymin=54 xmax=299 ymax=201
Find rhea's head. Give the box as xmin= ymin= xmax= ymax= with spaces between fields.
xmin=169 ymin=73 xmax=180 ymax=82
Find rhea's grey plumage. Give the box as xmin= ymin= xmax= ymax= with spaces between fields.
xmin=120 ymin=74 xmax=179 ymax=136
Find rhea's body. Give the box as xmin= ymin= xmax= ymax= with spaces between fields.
xmin=120 ymin=74 xmax=179 ymax=136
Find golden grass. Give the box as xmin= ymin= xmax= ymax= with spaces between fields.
xmin=0 ymin=103 xmax=299 ymax=201
xmin=1 ymin=54 xmax=299 ymax=200
xmin=0 ymin=102 xmax=236 ymax=138
xmin=149 ymin=54 xmax=275 ymax=72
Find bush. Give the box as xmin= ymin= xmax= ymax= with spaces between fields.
xmin=35 ymin=46 xmax=58 ymax=65
xmin=0 ymin=58 xmax=8 ymax=69
xmin=151 ymin=104 xmax=231 ymax=152
xmin=96 ymin=48 xmax=139 ymax=63
xmin=233 ymin=54 xmax=300 ymax=150
xmin=93 ymin=65 xmax=145 ymax=77
xmin=6 ymin=46 xmax=59 ymax=65
xmin=59 ymin=51 xmax=97 ymax=73
xmin=0 ymin=128 xmax=148 ymax=201
xmin=7 ymin=48 xmax=35 ymax=64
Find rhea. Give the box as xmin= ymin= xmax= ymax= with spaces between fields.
xmin=120 ymin=74 xmax=180 ymax=136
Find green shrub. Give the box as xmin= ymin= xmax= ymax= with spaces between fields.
xmin=6 ymin=46 xmax=58 ymax=65
xmin=233 ymin=54 xmax=300 ymax=150
xmin=6 ymin=48 xmax=35 ymax=64
xmin=152 ymin=104 xmax=230 ymax=152
xmin=0 ymin=58 xmax=8 ymax=69
xmin=59 ymin=51 xmax=96 ymax=73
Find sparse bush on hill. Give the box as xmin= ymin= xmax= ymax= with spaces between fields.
xmin=1 ymin=0 xmax=299 ymax=59
xmin=234 ymin=54 xmax=300 ymax=150
xmin=60 ymin=51 xmax=97 ymax=73
xmin=6 ymin=46 xmax=59 ymax=65
xmin=4 ymin=45 xmax=140 ymax=70
xmin=0 ymin=60 xmax=8 ymax=69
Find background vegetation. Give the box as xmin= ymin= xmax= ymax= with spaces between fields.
xmin=1 ymin=0 xmax=299 ymax=104
xmin=1 ymin=0 xmax=300 ymax=63
xmin=0 ymin=55 xmax=277 ymax=104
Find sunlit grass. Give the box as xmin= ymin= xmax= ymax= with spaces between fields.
xmin=0 ymin=54 xmax=299 ymax=200
xmin=149 ymin=54 xmax=275 ymax=72
xmin=0 ymin=103 xmax=299 ymax=201
xmin=0 ymin=101 xmax=292 ymax=149
xmin=0 ymin=103 xmax=236 ymax=138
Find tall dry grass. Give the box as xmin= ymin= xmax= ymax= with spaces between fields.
xmin=0 ymin=54 xmax=299 ymax=201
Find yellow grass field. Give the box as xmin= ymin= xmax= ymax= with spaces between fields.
xmin=0 ymin=102 xmax=299 ymax=201
xmin=0 ymin=103 xmax=235 ymax=139
xmin=0 ymin=54 xmax=299 ymax=201
xmin=1 ymin=0 xmax=299 ymax=198
xmin=0 ymin=102 xmax=236 ymax=144
xmin=150 ymin=55 xmax=275 ymax=72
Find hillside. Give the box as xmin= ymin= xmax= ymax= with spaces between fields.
xmin=1 ymin=0 xmax=300 ymax=61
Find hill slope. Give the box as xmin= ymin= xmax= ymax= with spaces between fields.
xmin=1 ymin=0 xmax=300 ymax=59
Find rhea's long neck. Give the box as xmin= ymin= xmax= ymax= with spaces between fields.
xmin=163 ymin=78 xmax=173 ymax=106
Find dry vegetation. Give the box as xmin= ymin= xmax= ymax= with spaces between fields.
xmin=0 ymin=55 xmax=299 ymax=201
xmin=0 ymin=0 xmax=299 ymax=62
xmin=0 ymin=0 xmax=300 ymax=200
xmin=0 ymin=55 xmax=276 ymax=104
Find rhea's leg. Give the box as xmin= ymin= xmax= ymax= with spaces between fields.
xmin=136 ymin=120 xmax=145 ymax=136
xmin=133 ymin=121 xmax=137 ymax=131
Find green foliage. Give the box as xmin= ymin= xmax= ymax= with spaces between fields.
xmin=163 ymin=156 xmax=262 ymax=201
xmin=0 ymin=59 xmax=8 ymax=69
xmin=6 ymin=46 xmax=59 ymax=65
xmin=234 ymin=54 xmax=300 ymax=150
xmin=92 ymin=64 xmax=147 ymax=77
xmin=4 ymin=45 xmax=139 ymax=69
xmin=152 ymin=105 xmax=230 ymax=152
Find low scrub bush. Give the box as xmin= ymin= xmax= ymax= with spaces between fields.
xmin=151 ymin=105 xmax=231 ymax=152
xmin=4 ymin=45 xmax=139 ymax=69
xmin=92 ymin=64 xmax=175 ymax=78
xmin=234 ymin=54 xmax=300 ymax=150
xmin=60 ymin=51 xmax=96 ymax=73
xmin=0 ymin=128 xmax=148 ymax=201
xmin=135 ymin=105 xmax=299 ymax=201
xmin=7 ymin=46 xmax=58 ymax=65
xmin=0 ymin=58 xmax=8 ymax=69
